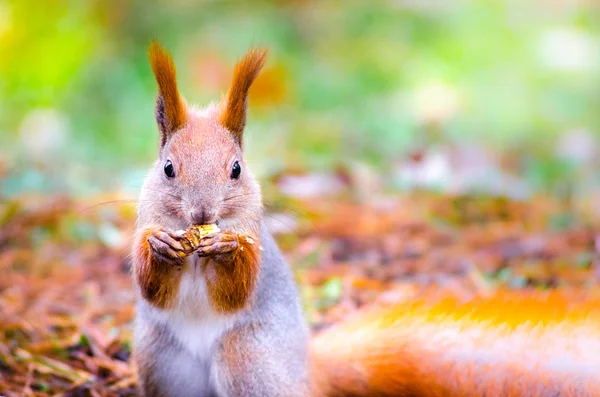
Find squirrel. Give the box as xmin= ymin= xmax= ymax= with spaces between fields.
xmin=131 ymin=41 xmax=600 ymax=397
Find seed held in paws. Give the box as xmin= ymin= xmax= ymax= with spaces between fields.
xmin=181 ymin=224 xmax=221 ymax=253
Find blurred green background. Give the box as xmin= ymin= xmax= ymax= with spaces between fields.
xmin=0 ymin=0 xmax=599 ymax=199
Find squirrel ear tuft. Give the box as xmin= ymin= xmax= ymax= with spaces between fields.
xmin=148 ymin=41 xmax=188 ymax=147
xmin=219 ymin=47 xmax=268 ymax=147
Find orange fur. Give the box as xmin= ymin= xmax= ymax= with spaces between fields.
xmin=204 ymin=233 xmax=261 ymax=313
xmin=219 ymin=48 xmax=268 ymax=144
xmin=311 ymin=291 xmax=600 ymax=397
xmin=132 ymin=226 xmax=183 ymax=309
xmin=148 ymin=41 xmax=188 ymax=141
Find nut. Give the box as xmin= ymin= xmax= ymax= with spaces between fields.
xmin=181 ymin=224 xmax=220 ymax=252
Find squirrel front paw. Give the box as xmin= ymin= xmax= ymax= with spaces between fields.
xmin=195 ymin=231 xmax=248 ymax=260
xmin=147 ymin=228 xmax=187 ymax=265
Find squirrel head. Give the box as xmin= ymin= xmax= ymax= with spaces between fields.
xmin=140 ymin=41 xmax=266 ymax=231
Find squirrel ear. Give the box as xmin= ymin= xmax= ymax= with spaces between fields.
xmin=219 ymin=47 xmax=268 ymax=147
xmin=148 ymin=41 xmax=188 ymax=147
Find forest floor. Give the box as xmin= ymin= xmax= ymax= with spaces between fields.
xmin=1 ymin=188 xmax=600 ymax=396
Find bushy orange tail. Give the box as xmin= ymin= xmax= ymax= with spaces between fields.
xmin=310 ymin=291 xmax=600 ymax=397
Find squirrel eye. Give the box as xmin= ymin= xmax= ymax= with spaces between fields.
xmin=164 ymin=160 xmax=175 ymax=179
xmin=230 ymin=161 xmax=241 ymax=180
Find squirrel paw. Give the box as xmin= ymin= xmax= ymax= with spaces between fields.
xmin=195 ymin=231 xmax=240 ymax=259
xmin=147 ymin=228 xmax=187 ymax=265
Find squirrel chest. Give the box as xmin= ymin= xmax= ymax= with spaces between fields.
xmin=154 ymin=255 xmax=236 ymax=355
xmin=136 ymin=255 xmax=238 ymax=395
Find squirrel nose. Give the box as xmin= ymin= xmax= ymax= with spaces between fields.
xmin=190 ymin=208 xmax=216 ymax=225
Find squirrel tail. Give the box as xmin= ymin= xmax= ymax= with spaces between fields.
xmin=309 ymin=291 xmax=600 ymax=397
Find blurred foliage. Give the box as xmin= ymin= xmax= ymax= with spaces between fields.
xmin=0 ymin=2 xmax=600 ymax=393
xmin=0 ymin=0 xmax=599 ymax=196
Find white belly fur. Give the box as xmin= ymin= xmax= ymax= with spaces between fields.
xmin=146 ymin=256 xmax=237 ymax=358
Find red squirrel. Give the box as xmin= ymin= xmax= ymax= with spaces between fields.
xmin=132 ymin=42 xmax=600 ymax=397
